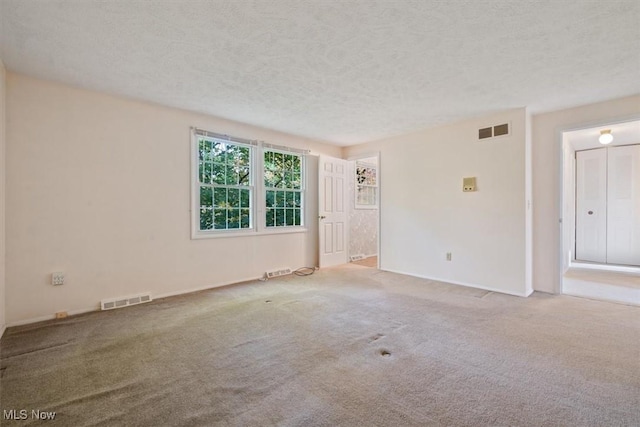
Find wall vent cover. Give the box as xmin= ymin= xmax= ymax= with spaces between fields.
xmin=479 ymin=123 xmax=510 ymax=140
xmin=493 ymin=123 xmax=509 ymax=136
xmin=101 ymin=292 xmax=152 ymax=311
xmin=350 ymin=254 xmax=365 ymax=261
xmin=479 ymin=127 xmax=493 ymax=139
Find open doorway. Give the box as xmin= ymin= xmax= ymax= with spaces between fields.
xmin=560 ymin=119 xmax=640 ymax=305
xmin=347 ymin=154 xmax=380 ymax=268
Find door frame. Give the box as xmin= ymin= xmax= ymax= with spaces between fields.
xmin=346 ymin=151 xmax=381 ymax=269
xmin=558 ymin=115 xmax=640 ymax=294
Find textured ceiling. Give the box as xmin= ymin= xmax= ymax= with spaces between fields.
xmin=1 ymin=0 xmax=639 ymax=146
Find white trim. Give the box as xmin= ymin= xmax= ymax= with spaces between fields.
xmin=191 ymin=227 xmax=308 ymax=239
xmin=346 ymin=151 xmax=381 ymax=162
xmin=525 ymin=111 xmax=533 ymax=295
xmin=7 ymin=306 xmax=98 ymax=327
xmin=262 ymin=141 xmax=309 ymax=155
xmin=378 ymin=153 xmax=382 ymax=270
xmin=382 ymin=268 xmax=534 ymax=297
xmin=192 ymin=127 xmax=258 ymax=146
xmin=153 ymin=275 xmax=263 ymax=300
xmin=0 ymin=324 xmax=6 ymax=338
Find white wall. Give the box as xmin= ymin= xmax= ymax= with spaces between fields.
xmin=345 ymin=109 xmax=531 ymax=296
xmin=5 ymin=73 xmax=341 ymax=324
xmin=532 ymin=95 xmax=640 ymax=293
xmin=0 ymin=61 xmax=6 ymax=336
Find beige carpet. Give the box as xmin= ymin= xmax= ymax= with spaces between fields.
xmin=1 ymin=264 xmax=639 ymax=426
xmin=351 ymin=256 xmax=378 ymax=268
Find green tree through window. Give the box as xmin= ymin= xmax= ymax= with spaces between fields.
xmin=194 ymin=130 xmax=306 ymax=236
xmin=198 ymin=138 xmax=252 ymax=230
xmin=264 ymin=150 xmax=303 ymax=227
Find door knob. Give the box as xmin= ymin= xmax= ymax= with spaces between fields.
xmin=588 ymin=211 xmax=594 ymax=215
xmin=318 ymin=215 xmax=326 ymax=219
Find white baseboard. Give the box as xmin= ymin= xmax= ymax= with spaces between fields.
xmin=6 ymin=275 xmax=264 ymax=328
xmin=154 ymin=275 xmax=263 ymax=300
xmin=381 ymin=268 xmax=533 ymax=297
xmin=0 ymin=324 xmax=6 ymax=339
xmin=7 ymin=306 xmax=98 ymax=327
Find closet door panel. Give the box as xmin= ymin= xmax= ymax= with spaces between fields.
xmin=607 ymin=145 xmax=640 ymax=266
xmin=576 ymin=149 xmax=607 ymax=263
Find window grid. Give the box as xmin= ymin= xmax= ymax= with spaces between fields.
xmin=264 ymin=150 xmax=304 ymax=228
xmin=355 ymin=162 xmax=378 ymax=208
xmin=198 ymin=138 xmax=253 ymax=231
xmin=193 ymin=130 xmax=307 ymax=237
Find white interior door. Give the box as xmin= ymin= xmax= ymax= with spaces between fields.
xmin=318 ymin=155 xmax=348 ymax=267
xmin=607 ymin=145 xmax=640 ymax=266
xmin=576 ymin=148 xmax=607 ymax=263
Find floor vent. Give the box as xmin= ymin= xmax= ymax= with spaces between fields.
xmin=101 ymin=293 xmax=152 ymax=311
xmin=266 ymin=268 xmax=292 ymax=279
xmin=350 ymin=254 xmax=365 ymax=262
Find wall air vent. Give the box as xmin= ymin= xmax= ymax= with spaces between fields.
xmin=101 ymin=292 xmax=152 ymax=311
xmin=479 ymin=123 xmax=510 ymax=140
xmin=493 ymin=123 xmax=509 ymax=136
xmin=479 ymin=127 xmax=493 ymax=139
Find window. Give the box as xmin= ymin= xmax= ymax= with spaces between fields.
xmin=355 ymin=160 xmax=378 ymax=209
xmin=264 ymin=150 xmax=303 ymax=227
xmin=197 ymin=137 xmax=253 ymax=231
xmin=192 ymin=128 xmax=307 ymax=238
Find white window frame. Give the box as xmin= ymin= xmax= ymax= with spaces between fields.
xmin=191 ymin=128 xmax=308 ymax=239
xmin=354 ymin=160 xmax=379 ymax=210
xmin=262 ymin=147 xmax=306 ymax=230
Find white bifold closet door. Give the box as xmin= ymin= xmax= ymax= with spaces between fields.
xmin=576 ymin=148 xmax=608 ymax=263
xmin=607 ymin=145 xmax=640 ymax=265
xmin=575 ymin=145 xmax=640 ymax=266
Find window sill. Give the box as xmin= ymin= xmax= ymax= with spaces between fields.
xmin=191 ymin=227 xmax=308 ymax=240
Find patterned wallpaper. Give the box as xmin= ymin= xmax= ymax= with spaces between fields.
xmin=348 ymin=157 xmax=378 ymax=258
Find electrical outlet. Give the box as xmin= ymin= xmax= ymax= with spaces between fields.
xmin=52 ymin=272 xmax=65 ymax=285
xmin=446 ymin=252 xmax=452 ymax=261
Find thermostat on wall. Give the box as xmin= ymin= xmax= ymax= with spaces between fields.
xmin=463 ymin=177 xmax=477 ymax=192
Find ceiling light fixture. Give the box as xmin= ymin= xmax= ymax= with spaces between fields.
xmin=599 ymin=129 xmax=613 ymax=145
